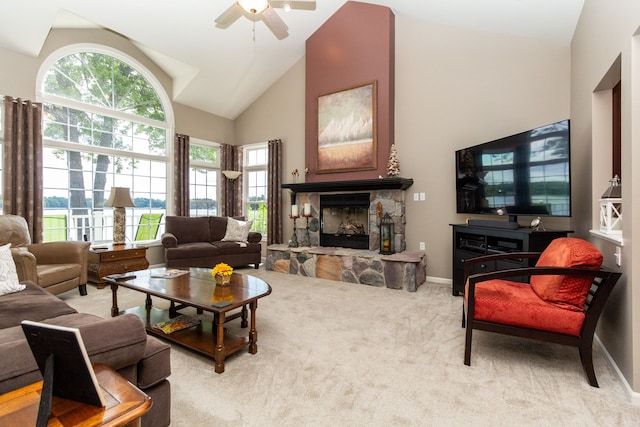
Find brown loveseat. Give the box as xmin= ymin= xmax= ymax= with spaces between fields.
xmin=0 ymin=282 xmax=172 ymax=426
xmin=161 ymin=215 xmax=262 ymax=269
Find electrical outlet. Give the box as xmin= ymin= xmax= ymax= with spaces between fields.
xmin=420 ymin=192 xmax=426 ymax=201
xmin=419 ymin=242 xmax=425 ymax=250
xmin=413 ymin=192 xmax=419 ymax=201
xmin=615 ymin=246 xmax=622 ymax=267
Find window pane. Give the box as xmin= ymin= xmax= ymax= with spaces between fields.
xmin=190 ymin=167 xmax=218 ymax=217
xmin=43 ymin=147 xmax=167 ymax=242
xmin=43 ymin=52 xmax=165 ymax=121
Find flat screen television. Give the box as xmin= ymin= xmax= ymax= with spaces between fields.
xmin=455 ymin=119 xmax=571 ymax=223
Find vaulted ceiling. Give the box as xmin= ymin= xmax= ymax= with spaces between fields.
xmin=0 ymin=0 xmax=584 ymax=120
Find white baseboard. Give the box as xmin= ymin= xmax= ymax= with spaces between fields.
xmin=427 ymin=276 xmax=452 ymax=285
xmin=595 ymin=334 xmax=640 ymax=405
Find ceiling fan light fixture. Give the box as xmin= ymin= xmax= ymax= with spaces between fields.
xmin=282 ymin=2 xmax=292 ymax=13
xmin=238 ymin=0 xmax=269 ymax=14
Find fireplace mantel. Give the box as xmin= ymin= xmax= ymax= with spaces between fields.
xmin=281 ymin=177 xmax=413 ymax=193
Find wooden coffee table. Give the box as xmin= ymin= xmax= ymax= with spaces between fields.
xmin=108 ymin=268 xmax=272 ymax=373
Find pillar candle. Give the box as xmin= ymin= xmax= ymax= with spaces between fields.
xmin=291 ymin=205 xmax=298 ymax=217
xmin=304 ymin=203 xmax=311 ymax=216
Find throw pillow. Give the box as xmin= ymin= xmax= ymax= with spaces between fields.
xmin=0 ymin=243 xmax=25 ymax=296
xmin=530 ymin=237 xmax=603 ymax=311
xmin=221 ymin=218 xmax=253 ymax=243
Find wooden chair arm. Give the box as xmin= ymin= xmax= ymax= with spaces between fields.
xmin=463 ymin=252 xmax=541 ymax=281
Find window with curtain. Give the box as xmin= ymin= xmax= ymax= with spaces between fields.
xmin=189 ymin=139 xmax=220 ymax=216
xmin=38 ymin=49 xmax=171 ymax=242
xmin=244 ymin=143 xmax=268 ymax=237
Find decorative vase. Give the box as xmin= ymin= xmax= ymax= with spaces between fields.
xmin=215 ymin=274 xmax=231 ymax=286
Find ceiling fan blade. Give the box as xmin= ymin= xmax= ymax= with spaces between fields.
xmin=270 ymin=1 xmax=316 ymax=11
xmin=262 ymin=6 xmax=289 ymax=39
xmin=215 ymin=3 xmax=243 ymax=28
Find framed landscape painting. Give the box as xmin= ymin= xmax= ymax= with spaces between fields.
xmin=316 ymin=81 xmax=377 ymax=173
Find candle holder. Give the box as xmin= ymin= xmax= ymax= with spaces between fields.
xmin=289 ymin=215 xmax=300 ymax=247
xmin=300 ymin=214 xmax=313 ymax=247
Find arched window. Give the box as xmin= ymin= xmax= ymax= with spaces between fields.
xmin=38 ymin=47 xmax=172 ymax=242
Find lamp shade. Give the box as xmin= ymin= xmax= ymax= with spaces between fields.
xmin=222 ymin=170 xmax=242 ymax=180
xmin=104 ymin=187 xmax=135 ymax=208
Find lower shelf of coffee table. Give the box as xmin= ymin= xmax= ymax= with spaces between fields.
xmin=122 ymin=306 xmax=248 ymax=359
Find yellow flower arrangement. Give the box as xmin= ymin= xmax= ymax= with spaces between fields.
xmin=211 ymin=262 xmax=233 ymax=277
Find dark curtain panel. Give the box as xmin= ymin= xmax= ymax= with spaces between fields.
xmin=220 ymin=143 xmax=234 ymax=217
xmin=3 ymin=96 xmax=43 ymax=242
xmin=267 ymin=139 xmax=283 ymax=244
xmin=233 ymin=145 xmax=243 ymax=217
xmin=173 ymin=134 xmax=190 ymax=216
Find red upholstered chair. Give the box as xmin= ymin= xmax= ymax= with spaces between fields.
xmin=462 ymin=237 xmax=621 ymax=387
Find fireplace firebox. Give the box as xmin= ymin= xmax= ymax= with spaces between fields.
xmin=320 ymin=193 xmax=370 ymax=249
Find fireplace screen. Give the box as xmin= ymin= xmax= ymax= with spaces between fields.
xmin=320 ymin=193 xmax=370 ymax=249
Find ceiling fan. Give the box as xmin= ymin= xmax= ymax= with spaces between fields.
xmin=215 ymin=0 xmax=316 ymax=40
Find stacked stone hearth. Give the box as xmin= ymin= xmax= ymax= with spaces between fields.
xmin=268 ymin=178 xmax=426 ymax=291
xmin=265 ymin=245 xmax=426 ymax=292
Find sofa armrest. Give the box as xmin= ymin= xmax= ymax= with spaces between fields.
xmin=161 ymin=232 xmax=178 ymax=248
xmin=10 ymin=247 xmax=38 ymax=282
xmin=248 ymin=231 xmax=262 ymax=244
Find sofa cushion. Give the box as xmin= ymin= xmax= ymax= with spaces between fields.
xmin=36 ymin=263 xmax=82 ymax=287
xmin=212 ymin=241 xmax=262 ymax=255
xmin=0 ymin=243 xmax=24 ymax=296
xmin=221 ymin=218 xmax=253 ymax=243
xmin=165 ymin=242 xmax=220 ymax=261
xmin=530 ymin=238 xmax=603 ymax=311
xmin=466 ymin=279 xmax=586 ymax=336
xmin=0 ymin=313 xmax=147 ymax=392
xmin=166 ymin=216 xmax=210 ymax=244
xmin=0 ymin=281 xmax=76 ymax=329
xmin=137 ymin=336 xmax=172 ymax=389
xmin=209 ymin=216 xmax=229 ymax=242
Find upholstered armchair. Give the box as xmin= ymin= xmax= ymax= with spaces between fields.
xmin=462 ymin=237 xmax=621 ymax=387
xmin=0 ymin=215 xmax=90 ymax=296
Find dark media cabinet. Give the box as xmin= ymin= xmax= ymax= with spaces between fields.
xmin=450 ymin=224 xmax=572 ymax=296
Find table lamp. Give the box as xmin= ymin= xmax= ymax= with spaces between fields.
xmin=104 ymin=187 xmax=135 ymax=245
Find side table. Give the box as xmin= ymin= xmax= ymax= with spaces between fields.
xmin=88 ymin=244 xmax=149 ymax=288
xmin=0 ymin=363 xmax=151 ymax=426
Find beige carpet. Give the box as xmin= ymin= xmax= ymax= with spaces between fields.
xmin=60 ymin=267 xmax=640 ymax=426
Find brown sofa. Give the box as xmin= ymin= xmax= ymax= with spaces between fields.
xmin=0 ymin=214 xmax=90 ymax=296
xmin=161 ymin=215 xmax=262 ymax=269
xmin=0 ymin=282 xmax=172 ymax=426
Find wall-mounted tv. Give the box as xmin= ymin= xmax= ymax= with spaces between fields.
xmin=455 ymin=119 xmax=571 ymax=222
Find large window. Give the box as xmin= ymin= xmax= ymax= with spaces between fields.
xmin=189 ymin=140 xmax=220 ymax=216
xmin=39 ymin=49 xmax=171 ymax=242
xmin=244 ymin=144 xmax=268 ymax=237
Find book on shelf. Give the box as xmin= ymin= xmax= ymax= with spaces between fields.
xmin=153 ymin=315 xmax=201 ymax=334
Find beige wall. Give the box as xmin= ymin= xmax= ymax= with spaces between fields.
xmin=0 ymin=28 xmax=234 ymax=142
xmin=572 ymin=0 xmax=640 ymax=395
xmin=236 ymin=16 xmax=571 ymax=281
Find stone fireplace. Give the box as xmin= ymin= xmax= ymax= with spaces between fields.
xmin=266 ymin=178 xmax=426 ymax=292
xmin=281 ymin=177 xmax=413 ymax=252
